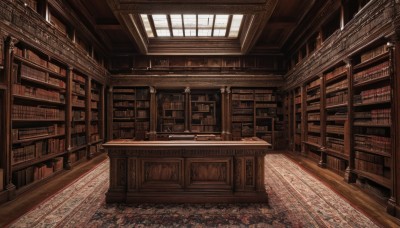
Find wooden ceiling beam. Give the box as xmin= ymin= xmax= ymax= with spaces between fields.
xmin=95 ymin=24 xmax=122 ymax=30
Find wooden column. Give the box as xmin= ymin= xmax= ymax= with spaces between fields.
xmin=344 ymin=59 xmax=356 ymax=183
xmin=86 ymin=77 xmax=92 ymax=159
xmin=318 ymin=75 xmax=326 ymax=168
xmin=65 ymin=66 xmax=73 ymax=169
xmin=220 ymin=87 xmax=226 ymax=140
xmin=4 ymin=36 xmax=16 ymax=200
xmin=184 ymin=87 xmax=190 ymax=133
xmin=387 ymin=41 xmax=400 ymax=218
xmin=300 ymin=86 xmax=306 ymax=156
xmin=107 ymin=87 xmax=113 ymax=140
xmin=226 ymin=86 xmax=232 ymax=140
xmin=149 ymin=86 xmax=157 ymax=140
xmin=100 ymin=85 xmax=105 ymax=141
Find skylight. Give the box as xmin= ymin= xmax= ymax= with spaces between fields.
xmin=140 ymin=14 xmax=244 ymax=38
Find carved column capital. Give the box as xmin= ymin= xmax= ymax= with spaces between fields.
xmin=108 ymin=87 xmax=113 ymax=93
xmin=184 ymin=86 xmax=190 ymax=93
xmin=220 ymin=87 xmax=226 ymax=94
xmin=226 ymin=86 xmax=231 ymax=94
xmin=5 ymin=36 xmax=18 ymax=53
xmin=149 ymin=86 xmax=156 ymax=94
xmin=68 ymin=66 xmax=74 ymax=71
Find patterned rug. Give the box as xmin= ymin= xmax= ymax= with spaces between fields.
xmin=9 ymin=154 xmax=379 ymax=227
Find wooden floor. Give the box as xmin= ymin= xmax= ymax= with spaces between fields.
xmin=0 ymin=151 xmax=399 ymax=227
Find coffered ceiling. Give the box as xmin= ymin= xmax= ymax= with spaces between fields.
xmin=66 ymin=0 xmax=316 ymax=56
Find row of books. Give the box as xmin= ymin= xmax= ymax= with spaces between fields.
xmin=13 ymin=138 xmax=65 ymax=164
xmin=13 ymin=105 xmax=65 ymax=120
xmin=354 ymin=109 xmax=391 ymax=125
xmin=113 ymin=129 xmax=135 ymax=139
xmin=91 ymin=93 xmax=100 ymax=101
xmin=192 ymin=103 xmax=212 ymax=112
xmin=21 ymin=65 xmax=66 ymax=88
xmin=114 ymin=94 xmax=135 ymax=100
xmin=73 ymin=73 xmax=85 ymax=84
xmin=326 ymin=125 xmax=344 ymax=134
xmin=255 ymin=125 xmax=271 ymax=131
xmin=136 ymin=89 xmax=150 ymax=100
xmin=91 ymin=101 xmax=99 ymax=109
xmin=327 ymin=112 xmax=347 ymax=121
xmin=354 ymin=61 xmax=389 ymax=85
xmin=295 ymin=95 xmax=302 ymax=104
xmin=92 ymin=111 xmax=99 ymax=121
xmin=164 ymin=110 xmax=184 ymax=118
xmin=26 ymin=50 xmax=49 ymax=68
xmin=89 ymin=144 xmax=102 ymax=156
xmin=16 ymin=49 xmax=66 ymax=77
xmin=354 ymin=85 xmax=390 ymax=104
xmin=71 ymin=135 xmax=86 ymax=148
xmin=355 ymin=159 xmax=390 ymax=178
xmin=137 ymin=101 xmax=150 ymax=108
xmin=72 ymin=82 xmax=85 ymax=96
xmin=308 ymin=124 xmax=321 ymax=133
xmin=71 ymin=123 xmax=85 ymax=134
xmin=306 ymin=91 xmax=320 ymax=101
xmin=232 ymin=108 xmax=253 ymax=115
xmin=192 ymin=95 xmax=211 ymax=102
xmin=232 ymin=94 xmax=254 ymax=100
xmin=114 ymin=101 xmax=134 ymax=107
xmin=13 ymin=157 xmax=64 ymax=189
xmin=90 ymin=134 xmax=100 ymax=142
xmin=137 ymin=110 xmax=149 ymax=118
xmin=307 ymin=101 xmax=320 ymax=111
xmin=354 ymin=134 xmax=391 ymax=154
xmin=326 ymin=155 xmax=347 ymax=173
xmin=72 ymin=110 xmax=85 ymax=121
xmin=136 ymin=122 xmax=150 ymax=131
xmin=12 ymin=124 xmax=65 ymax=141
xmin=256 ymin=109 xmax=273 ymax=117
xmin=72 ymin=95 xmax=85 ymax=107
xmin=255 ymin=103 xmax=277 ymax=108
xmin=307 ymin=135 xmax=322 ymax=145
xmin=232 ymin=89 xmax=253 ymax=93
xmin=113 ymin=122 xmax=135 ymax=129
xmin=161 ymin=124 xmax=185 ymax=132
xmin=307 ymin=78 xmax=321 ymax=90
xmin=326 ymin=91 xmax=348 ymax=106
xmin=90 ymin=123 xmax=99 ymax=134
xmin=48 ymin=62 xmax=66 ymax=76
xmin=325 ymin=65 xmax=347 ymax=81
xmin=254 ymin=94 xmax=276 ymax=102
xmin=162 ymin=102 xmax=184 ymax=110
xmin=308 ymin=113 xmax=320 ymax=121
xmin=69 ymin=149 xmax=86 ymax=164
xmin=326 ymin=79 xmax=348 ymax=94
xmin=114 ymin=110 xmax=135 ymax=118
xmin=114 ymin=88 xmax=135 ymax=93
xmin=232 ymin=116 xmax=253 ymax=122
xmin=232 ymin=100 xmax=253 ymax=108
xmin=13 ymin=83 xmax=64 ymax=103
xmin=192 ymin=125 xmax=216 ymax=133
xmin=360 ymin=44 xmax=388 ymax=63
xmin=192 ymin=117 xmax=216 ymax=125
xmin=326 ymin=137 xmax=344 ymax=152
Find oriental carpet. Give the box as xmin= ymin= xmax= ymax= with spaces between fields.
xmin=9 ymin=154 xmax=379 ymax=227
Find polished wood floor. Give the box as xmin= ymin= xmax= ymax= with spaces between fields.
xmin=0 ymin=151 xmax=399 ymax=227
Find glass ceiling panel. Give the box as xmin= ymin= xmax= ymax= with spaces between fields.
xmin=145 ymin=14 xmax=243 ymax=38
xmin=228 ymin=14 xmax=243 ymax=37
xmin=140 ymin=14 xmax=154 ymax=38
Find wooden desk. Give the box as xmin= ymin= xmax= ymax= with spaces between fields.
xmin=103 ymin=139 xmax=270 ymax=203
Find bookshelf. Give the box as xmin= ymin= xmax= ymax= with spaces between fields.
xmin=323 ymin=63 xmax=349 ymax=175
xmin=89 ymin=80 xmax=103 ymax=156
xmin=70 ymin=70 xmax=87 ymax=165
xmin=190 ymin=91 xmax=220 ymax=133
xmin=293 ymin=87 xmax=302 ymax=152
xmin=231 ymin=89 xmax=255 ymax=140
xmin=304 ymin=76 xmax=322 ymax=162
xmin=135 ymin=88 xmax=150 ymax=140
xmin=254 ymin=89 xmax=276 ymax=144
xmin=351 ymin=43 xmax=392 ymax=200
xmin=112 ymin=87 xmax=136 ymax=139
xmin=158 ymin=91 xmax=185 ymax=133
xmin=11 ymin=44 xmax=67 ymax=191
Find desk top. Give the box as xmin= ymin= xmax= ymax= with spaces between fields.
xmin=103 ymin=138 xmax=271 ymax=148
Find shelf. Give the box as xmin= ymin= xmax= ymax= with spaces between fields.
xmin=308 ymin=129 xmax=321 ymax=134
xmin=353 ymin=100 xmax=390 ymax=107
xmin=12 ymin=151 xmax=67 ymax=171
xmin=303 ymin=141 xmax=322 ymax=148
xmin=326 ymin=71 xmax=347 ymax=83
xmin=307 ymin=107 xmax=321 ymax=112
xmin=353 ymin=169 xmax=391 ymax=189
xmin=325 ymin=103 xmax=348 ymax=109
xmin=353 ymin=52 xmax=389 ymax=71
xmin=306 ymin=85 xmax=320 ymax=92
xmin=72 ymin=119 xmax=86 ymax=122
xmin=13 ymin=119 xmax=65 ymax=122
xmin=13 ymin=94 xmax=65 ymax=106
xmin=353 ymin=123 xmax=391 ymax=127
xmin=325 ymin=148 xmax=349 ymax=160
xmin=325 ymin=87 xmax=347 ymax=95
xmin=72 ymin=91 xmax=86 ymax=97
xmin=326 ymin=130 xmax=344 ymax=135
xmin=70 ymin=144 xmax=87 ymax=153
xmin=21 ymin=75 xmax=65 ymax=91
xmin=16 ymin=168 xmax=65 ymax=196
xmin=113 ymin=118 xmax=135 ymax=121
xmin=354 ymin=146 xmax=391 ymax=157
xmin=72 ymin=105 xmax=85 ymax=109
xmin=13 ymin=133 xmax=65 ymax=144
xmin=89 ymin=139 xmax=103 ymax=145
xmin=353 ymin=75 xmax=390 ymax=88
xmin=14 ymin=56 xmax=66 ymax=79
xmin=306 ymin=97 xmax=320 ymax=102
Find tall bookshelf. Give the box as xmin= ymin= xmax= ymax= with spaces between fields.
xmin=254 ymin=89 xmax=276 ymax=144
xmin=11 ymin=44 xmax=67 ymax=191
xmin=304 ymin=76 xmax=322 ymax=162
xmin=157 ymin=91 xmax=185 ymax=133
xmin=293 ymin=87 xmax=302 ymax=152
xmin=351 ymin=43 xmax=392 ymax=201
xmin=135 ymin=88 xmax=150 ymax=140
xmin=70 ymin=71 xmax=87 ymax=165
xmin=190 ymin=91 xmax=220 ymax=133
xmin=231 ymin=89 xmax=255 ymax=140
xmin=89 ymin=80 xmax=103 ymax=156
xmin=112 ymin=87 xmax=136 ymax=139
xmin=323 ymin=63 xmax=349 ymax=175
